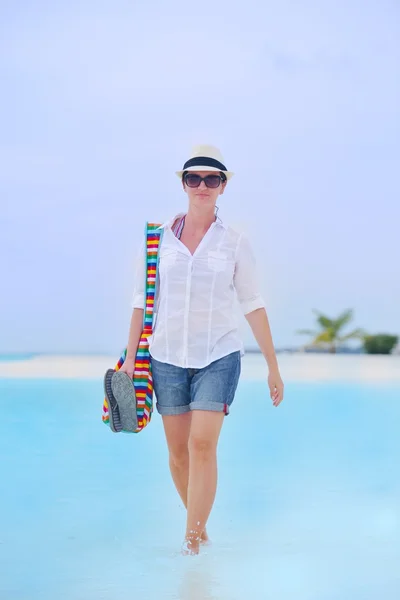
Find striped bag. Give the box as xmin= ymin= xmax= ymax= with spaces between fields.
xmin=102 ymin=221 xmax=163 ymax=433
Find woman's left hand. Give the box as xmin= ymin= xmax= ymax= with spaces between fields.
xmin=268 ymin=369 xmax=284 ymax=407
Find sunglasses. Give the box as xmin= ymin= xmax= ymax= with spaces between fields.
xmin=183 ymin=173 xmax=225 ymax=189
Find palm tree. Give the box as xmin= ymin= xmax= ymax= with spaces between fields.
xmin=297 ymin=309 xmax=365 ymax=354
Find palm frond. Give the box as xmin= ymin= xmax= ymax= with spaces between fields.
xmin=314 ymin=329 xmax=336 ymax=343
xmin=296 ymin=329 xmax=317 ymax=336
xmin=312 ymin=309 xmax=334 ymax=329
xmin=334 ymin=309 xmax=354 ymax=330
xmin=339 ymin=328 xmax=366 ymax=342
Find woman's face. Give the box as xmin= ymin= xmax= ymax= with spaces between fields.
xmin=182 ymin=170 xmax=227 ymax=211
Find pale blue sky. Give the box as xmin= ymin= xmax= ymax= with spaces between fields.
xmin=1 ymin=1 xmax=399 ymax=354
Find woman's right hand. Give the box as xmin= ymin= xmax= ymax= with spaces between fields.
xmin=119 ymin=358 xmax=135 ymax=379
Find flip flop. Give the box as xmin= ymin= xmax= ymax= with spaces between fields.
xmin=103 ymin=369 xmax=123 ymax=433
xmin=110 ymin=371 xmax=138 ymax=433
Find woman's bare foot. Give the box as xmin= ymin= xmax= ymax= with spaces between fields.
xmin=200 ymin=528 xmax=210 ymax=544
xmin=181 ymin=528 xmax=204 ymax=555
xmin=181 ymin=537 xmax=200 ymax=555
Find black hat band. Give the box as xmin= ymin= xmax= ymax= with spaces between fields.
xmin=183 ymin=156 xmax=227 ymax=171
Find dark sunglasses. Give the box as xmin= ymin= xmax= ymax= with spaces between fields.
xmin=183 ymin=173 xmax=225 ymax=189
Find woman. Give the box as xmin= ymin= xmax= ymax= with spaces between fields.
xmin=120 ymin=144 xmax=284 ymax=555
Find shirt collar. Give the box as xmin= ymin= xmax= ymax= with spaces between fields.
xmin=158 ymin=213 xmax=227 ymax=231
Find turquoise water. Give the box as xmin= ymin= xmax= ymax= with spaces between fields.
xmin=0 ymin=354 xmax=38 ymax=362
xmin=0 ymin=377 xmax=399 ymax=599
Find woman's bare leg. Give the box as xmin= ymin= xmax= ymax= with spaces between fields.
xmin=183 ymin=410 xmax=225 ymax=555
xmin=162 ymin=413 xmax=191 ymax=504
xmin=161 ymin=414 xmax=209 ymax=542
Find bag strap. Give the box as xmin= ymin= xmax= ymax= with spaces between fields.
xmin=143 ymin=222 xmax=163 ymax=331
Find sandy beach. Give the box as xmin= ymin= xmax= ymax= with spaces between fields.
xmin=0 ymin=352 xmax=399 ymax=382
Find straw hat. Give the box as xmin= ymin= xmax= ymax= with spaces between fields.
xmin=176 ymin=144 xmax=234 ymax=180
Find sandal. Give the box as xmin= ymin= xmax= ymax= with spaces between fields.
xmin=110 ymin=371 xmax=138 ymax=433
xmin=103 ymin=369 xmax=123 ymax=433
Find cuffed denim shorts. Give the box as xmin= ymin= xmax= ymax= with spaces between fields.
xmin=150 ymin=351 xmax=241 ymax=417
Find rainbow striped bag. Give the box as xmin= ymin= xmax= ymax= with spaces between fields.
xmin=102 ymin=222 xmax=163 ymax=433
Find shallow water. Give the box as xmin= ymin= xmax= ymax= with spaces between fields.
xmin=1 ymin=372 xmax=399 ymax=599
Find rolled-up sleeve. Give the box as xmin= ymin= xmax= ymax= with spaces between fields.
xmin=233 ymin=233 xmax=265 ymax=315
xmin=131 ymin=241 xmax=145 ymax=310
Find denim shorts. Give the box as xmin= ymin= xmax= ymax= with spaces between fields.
xmin=150 ymin=351 xmax=241 ymax=416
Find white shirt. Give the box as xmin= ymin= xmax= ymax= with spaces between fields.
xmin=131 ymin=214 xmax=265 ymax=369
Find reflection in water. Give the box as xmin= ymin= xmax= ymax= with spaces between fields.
xmin=177 ymin=555 xmax=217 ymax=600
